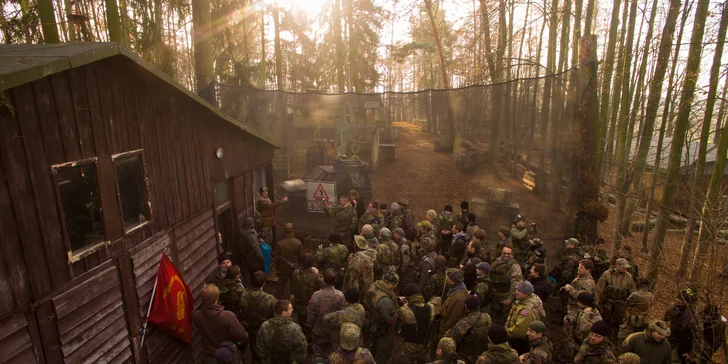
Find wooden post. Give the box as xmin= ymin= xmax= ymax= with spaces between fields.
xmin=574 ymin=34 xmax=604 ymax=241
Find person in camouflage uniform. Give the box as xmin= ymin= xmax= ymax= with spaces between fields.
xmin=522 ymin=239 xmax=546 ymax=277
xmin=398 ymin=284 xmax=435 ymax=363
xmin=505 ymin=281 xmax=546 ymax=354
xmin=495 ymin=226 xmax=512 ymax=260
xmin=476 ymin=324 xmax=520 ymax=364
xmin=377 ymin=227 xmax=401 ymax=279
xmin=325 ymin=195 xmax=358 ymax=253
xmin=314 ymin=233 xmax=349 ymax=289
xmin=218 ymin=265 xmax=246 ymax=320
xmin=380 ymin=203 xmax=391 ymax=228
xmin=519 ymin=321 xmax=553 ymax=364
xmin=561 ymin=259 xmax=597 ymax=319
xmin=307 ymin=269 xmax=346 ymax=361
xmin=418 ymin=220 xmax=438 ymax=256
xmin=449 ymin=223 xmax=468 ymax=268
xmin=553 ymin=238 xmax=583 ymax=289
xmin=618 ymin=277 xmax=654 ymax=342
xmin=291 ymin=253 xmax=323 ymax=339
xmin=615 ymin=245 xmax=639 ymax=283
xmin=596 ymin=258 xmax=636 ymax=334
xmin=343 ymin=235 xmax=377 ymax=298
xmin=458 ymin=201 xmax=470 ymax=228
xmin=664 ymin=288 xmax=705 ymax=364
xmin=464 ymin=213 xmax=480 ymax=242
xmin=511 ymin=215 xmax=537 ymax=266
xmin=388 ymin=202 xmax=404 ymax=231
xmin=256 ymin=186 xmax=287 ymax=243
xmin=473 ymin=262 xmax=492 ymax=313
xmin=426 ymin=209 xmax=441 ymax=243
xmin=328 ymin=323 xmax=376 ymax=364
xmin=399 ymin=198 xmax=417 ymax=241
xmin=240 ymin=271 xmax=277 ymax=364
xmin=363 ymin=271 xmax=400 ymax=363
xmin=490 ymin=245 xmax=523 ymax=325
xmin=445 ymin=295 xmax=492 ymax=363
xmin=257 ymin=299 xmax=307 ymax=364
xmin=324 ymin=288 xmax=366 ymax=349
xmin=438 ymin=205 xmax=456 ymax=256
xmin=274 ymin=223 xmax=302 ymax=299
xmin=574 ymin=321 xmax=617 ymax=364
xmin=361 ymin=223 xmax=379 ymax=249
xmin=424 ymin=255 xmax=448 ymax=302
xmin=562 ymin=292 xmax=603 ymax=361
xmin=433 ymin=337 xmax=466 ymax=364
xmin=585 ymin=238 xmax=610 ymax=281
xmin=395 ymin=228 xmax=417 ymax=292
xmin=358 ymin=201 xmax=386 ymax=238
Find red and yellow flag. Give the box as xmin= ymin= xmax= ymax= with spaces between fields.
xmin=147 ymin=253 xmax=194 ymax=343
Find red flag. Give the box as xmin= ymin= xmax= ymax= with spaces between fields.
xmin=147 ymin=253 xmax=194 ymax=343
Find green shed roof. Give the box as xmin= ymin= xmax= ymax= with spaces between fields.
xmin=0 ymin=42 xmax=279 ymax=148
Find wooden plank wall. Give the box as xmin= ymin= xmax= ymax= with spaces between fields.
xmin=0 ymin=54 xmax=276 ymax=364
xmin=0 ymin=311 xmax=39 ymax=364
xmin=51 ymin=264 xmax=132 ymax=364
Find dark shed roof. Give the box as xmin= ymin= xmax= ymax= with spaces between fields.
xmin=0 ymin=42 xmax=278 ymax=148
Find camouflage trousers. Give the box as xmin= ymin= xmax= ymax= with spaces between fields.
xmin=372 ymin=326 xmax=395 ymax=364
xmin=403 ymin=342 xmax=430 ymax=364
xmin=248 ymin=327 xmax=262 ymax=364
xmin=599 ymin=300 xmax=627 ymax=338
xmin=311 ymin=333 xmax=334 ymax=361
xmin=563 ymin=322 xmax=578 ymax=358
xmin=490 ymin=295 xmax=511 ymax=326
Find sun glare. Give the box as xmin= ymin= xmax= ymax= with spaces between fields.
xmin=284 ymin=0 xmax=331 ymax=16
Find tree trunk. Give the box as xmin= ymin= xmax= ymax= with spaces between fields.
xmin=552 ymin=0 xmax=571 ymax=211
xmin=684 ymin=2 xmax=728 ymax=280
xmin=334 ymin=0 xmax=345 ymax=92
xmin=260 ymin=7 xmax=266 ymax=88
xmin=647 ymin=0 xmax=708 ymax=286
xmin=536 ymin=0 xmax=559 ymax=198
xmin=612 ymin=0 xmax=639 ymax=250
xmin=424 ymin=0 xmax=454 ymax=140
xmin=105 ymin=0 xmax=122 ymax=43
xmin=595 ymin=0 xmax=622 ymax=174
xmin=37 ymin=0 xmax=61 ymax=43
xmin=603 ymin=0 xmax=629 ymax=178
xmin=714 ymin=71 xmax=728 ymax=144
xmin=192 ymin=0 xmax=213 ymax=93
xmin=568 ymin=0 xmax=584 ymax=210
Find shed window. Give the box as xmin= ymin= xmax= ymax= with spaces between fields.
xmin=54 ymin=161 xmax=105 ymax=252
xmin=113 ymin=152 xmax=150 ymax=231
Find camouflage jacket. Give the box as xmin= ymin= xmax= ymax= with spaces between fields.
xmin=521 ymin=336 xmax=553 ymax=364
xmin=473 ymin=275 xmax=491 ymax=311
xmin=624 ymin=289 xmax=653 ymax=327
xmin=475 ymin=343 xmax=521 ymax=364
xmin=506 ymin=294 xmax=546 ymax=339
xmin=378 ymin=237 xmax=401 ymax=267
xmin=358 ymin=211 xmax=386 ymax=237
xmin=402 ymin=208 xmax=416 ymax=235
xmin=375 ymin=239 xmax=397 ymax=268
xmin=445 ymin=310 xmax=492 ymax=361
xmin=574 ymin=338 xmax=617 ymax=364
xmin=324 ymin=303 xmax=366 ymax=333
xmin=490 ymin=257 xmax=523 ymax=301
xmin=307 ymin=286 xmax=346 ymax=336
xmin=291 ymin=268 xmax=323 ymax=305
xmin=257 ymin=316 xmax=308 ymax=364
xmin=565 ymin=274 xmax=597 ymax=312
xmin=326 ymin=203 xmax=358 ymax=235
xmin=572 ymin=307 xmax=603 ymax=345
xmin=329 ymin=347 xmax=376 ymax=364
xmin=240 ymin=288 xmax=277 ymax=330
xmin=664 ymin=302 xmax=705 ymax=361
xmin=418 ymin=230 xmax=438 ymax=256
xmin=596 ymin=267 xmax=636 ymax=304
xmin=315 ymin=243 xmax=350 ymax=273
xmin=343 ymin=249 xmax=376 ymax=295
xmin=218 ymin=278 xmax=246 ymax=319
xmin=389 ymin=212 xmax=403 ymax=232
xmin=556 ymin=248 xmax=583 ymax=286
xmin=424 ymin=271 xmax=447 ymax=302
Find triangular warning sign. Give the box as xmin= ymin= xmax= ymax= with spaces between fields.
xmin=312 ymin=184 xmax=329 ymax=200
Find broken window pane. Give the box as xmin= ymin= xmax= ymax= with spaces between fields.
xmin=56 ymin=163 xmax=105 ymax=252
xmin=114 ymin=153 xmax=149 ymax=230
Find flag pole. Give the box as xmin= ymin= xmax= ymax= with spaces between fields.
xmin=140 ymin=270 xmax=159 ymax=348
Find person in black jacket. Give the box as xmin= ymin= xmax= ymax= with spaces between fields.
xmin=528 ymin=263 xmax=550 ymax=303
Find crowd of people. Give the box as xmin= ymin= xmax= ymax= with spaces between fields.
xmin=194 ymin=187 xmax=727 ymax=364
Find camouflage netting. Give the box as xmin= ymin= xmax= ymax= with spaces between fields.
xmin=206 ymin=70 xmax=577 ymax=179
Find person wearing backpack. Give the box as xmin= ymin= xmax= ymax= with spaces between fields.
xmin=328 ymin=323 xmax=375 ymax=364
xmin=193 ymin=284 xmax=248 ymax=364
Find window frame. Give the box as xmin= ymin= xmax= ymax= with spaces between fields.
xmin=111 ymin=149 xmax=152 ymax=235
xmin=51 ymin=157 xmax=109 ymax=263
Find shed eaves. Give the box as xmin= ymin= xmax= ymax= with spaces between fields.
xmin=0 ymin=42 xmax=279 ymax=149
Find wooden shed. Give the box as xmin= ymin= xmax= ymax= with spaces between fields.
xmin=0 ymin=43 xmax=278 ymax=364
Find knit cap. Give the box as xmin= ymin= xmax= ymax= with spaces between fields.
xmin=476 ymin=262 xmax=491 ymax=275
xmin=447 ymin=269 xmax=463 ymax=284
xmin=488 ymin=325 xmax=509 ymax=344
xmin=464 ymin=295 xmax=481 ymax=311
xmin=528 ymin=321 xmax=547 ymax=334
xmin=515 ymin=280 xmax=534 ymax=295
xmin=217 ymin=253 xmax=231 ymax=264
xmin=577 ymin=292 xmax=596 ymax=307
xmin=382 ymin=271 xmax=400 ymax=284
xmin=590 ymin=320 xmax=610 ymax=337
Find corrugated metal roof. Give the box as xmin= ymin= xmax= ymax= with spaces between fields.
xmin=0 ymin=42 xmax=279 ymax=149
